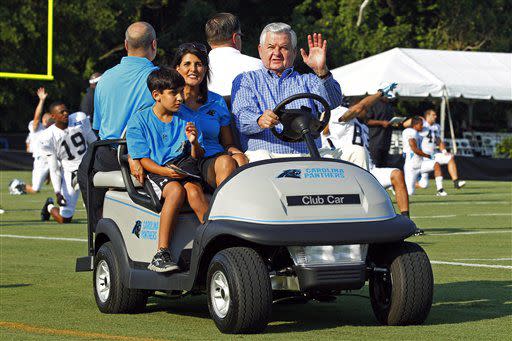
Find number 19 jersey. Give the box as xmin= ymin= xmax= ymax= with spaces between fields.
xmin=39 ymin=113 xmax=97 ymax=173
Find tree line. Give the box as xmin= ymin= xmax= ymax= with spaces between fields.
xmin=1 ymin=0 xmax=510 ymax=133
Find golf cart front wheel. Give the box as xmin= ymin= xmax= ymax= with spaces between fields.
xmin=93 ymin=241 xmax=148 ymax=313
xmin=369 ymin=241 xmax=433 ymax=325
xmin=207 ymin=247 xmax=272 ymax=334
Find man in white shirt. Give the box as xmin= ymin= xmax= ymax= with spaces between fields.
xmin=39 ymin=102 xmax=97 ymax=223
xmin=418 ymin=109 xmax=465 ymax=189
xmin=205 ymin=12 xmax=263 ymax=97
xmin=402 ymin=116 xmax=447 ymax=196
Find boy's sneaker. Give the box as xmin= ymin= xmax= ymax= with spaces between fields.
xmin=436 ymin=189 xmax=448 ymax=197
xmin=148 ymin=248 xmax=179 ymax=273
xmin=41 ymin=197 xmax=53 ymax=221
xmin=414 ymin=228 xmax=425 ymax=236
xmin=454 ymin=179 xmax=466 ymax=189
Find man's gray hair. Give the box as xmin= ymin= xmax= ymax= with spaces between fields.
xmin=125 ymin=22 xmax=156 ymax=50
xmin=259 ymin=22 xmax=297 ymax=49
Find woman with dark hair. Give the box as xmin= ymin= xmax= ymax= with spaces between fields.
xmin=173 ymin=43 xmax=248 ymax=189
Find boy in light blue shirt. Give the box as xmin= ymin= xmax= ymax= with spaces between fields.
xmin=127 ymin=67 xmax=209 ymax=272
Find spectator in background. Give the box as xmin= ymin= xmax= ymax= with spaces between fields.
xmin=77 ymin=21 xmax=158 ymax=228
xmin=205 ymin=12 xmax=263 ymax=98
xmin=365 ymin=96 xmax=394 ymax=167
xmin=80 ymin=72 xmax=102 ymax=124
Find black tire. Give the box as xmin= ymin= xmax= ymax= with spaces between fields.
xmin=369 ymin=241 xmax=433 ymax=325
xmin=207 ymin=247 xmax=272 ymax=334
xmin=93 ymin=242 xmax=148 ymax=313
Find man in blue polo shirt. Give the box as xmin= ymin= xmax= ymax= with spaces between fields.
xmin=77 ymin=21 xmax=158 ymax=227
xmin=232 ymin=22 xmax=343 ymax=161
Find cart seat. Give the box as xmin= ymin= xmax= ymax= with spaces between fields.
xmin=93 ymin=171 xmax=142 ymax=188
xmin=94 ymin=170 xmax=212 ymax=215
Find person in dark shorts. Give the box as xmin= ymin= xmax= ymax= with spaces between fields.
xmin=127 ymin=67 xmax=209 ymax=273
xmin=173 ymin=43 xmax=247 ymax=190
xmin=365 ymin=96 xmax=394 ymax=167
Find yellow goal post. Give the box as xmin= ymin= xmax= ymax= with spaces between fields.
xmin=0 ymin=0 xmax=54 ymax=81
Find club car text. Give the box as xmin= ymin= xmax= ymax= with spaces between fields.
xmin=286 ymin=194 xmax=360 ymax=206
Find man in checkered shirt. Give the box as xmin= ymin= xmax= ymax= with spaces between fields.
xmin=231 ymin=22 xmax=343 ymax=162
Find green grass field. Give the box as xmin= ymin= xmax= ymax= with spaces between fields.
xmin=1 ymin=170 xmax=511 ymax=340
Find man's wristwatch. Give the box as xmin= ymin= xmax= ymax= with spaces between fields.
xmin=317 ymin=71 xmax=332 ymax=79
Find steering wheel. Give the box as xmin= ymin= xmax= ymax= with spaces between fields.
xmin=271 ymin=93 xmax=331 ymax=142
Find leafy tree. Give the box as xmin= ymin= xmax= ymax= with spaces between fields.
xmin=1 ymin=0 xmax=510 ymax=136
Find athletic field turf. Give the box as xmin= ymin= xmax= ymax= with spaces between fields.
xmin=1 ymin=170 xmax=511 ymax=340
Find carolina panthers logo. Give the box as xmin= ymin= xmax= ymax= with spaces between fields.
xmin=277 ymin=169 xmax=302 ymax=179
xmin=132 ymin=220 xmax=142 ymax=238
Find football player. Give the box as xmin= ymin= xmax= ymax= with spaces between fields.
xmin=24 ymin=88 xmax=53 ymax=194
xmin=402 ymin=116 xmax=447 ymax=196
xmin=418 ymin=109 xmax=465 ymax=189
xmin=39 ymin=102 xmax=97 ymax=223
xmin=320 ymin=84 xmax=411 ymax=218
xmin=320 ymin=83 xmax=398 ymax=170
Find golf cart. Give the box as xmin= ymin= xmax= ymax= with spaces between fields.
xmin=76 ymin=93 xmax=433 ymax=334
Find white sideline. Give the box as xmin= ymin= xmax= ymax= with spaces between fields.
xmin=467 ymin=213 xmax=512 ymax=217
xmin=427 ymin=230 xmax=511 ymax=236
xmin=431 ymin=260 xmax=512 ymax=269
xmin=0 ymin=234 xmax=86 ymax=242
xmin=454 ymin=258 xmax=512 ymax=261
xmin=1 ymin=235 xmax=511 ymax=269
xmin=416 ymin=201 xmax=511 ymax=205
xmin=413 ymin=213 xmax=511 ymax=219
xmin=413 ymin=215 xmax=457 ymax=218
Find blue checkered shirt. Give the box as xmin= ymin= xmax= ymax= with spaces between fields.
xmin=232 ymin=67 xmax=343 ymax=154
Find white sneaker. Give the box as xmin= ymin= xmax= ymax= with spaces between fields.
xmin=454 ymin=180 xmax=466 ymax=189
xmin=436 ymin=189 xmax=448 ymax=196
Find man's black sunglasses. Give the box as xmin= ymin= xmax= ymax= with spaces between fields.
xmin=177 ymin=42 xmax=208 ymax=54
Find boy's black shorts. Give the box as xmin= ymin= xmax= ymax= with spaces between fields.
xmin=146 ymin=173 xmax=199 ymax=200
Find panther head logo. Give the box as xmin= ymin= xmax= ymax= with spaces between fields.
xmin=132 ymin=220 xmax=142 ymax=238
xmin=277 ymin=169 xmax=302 ymax=179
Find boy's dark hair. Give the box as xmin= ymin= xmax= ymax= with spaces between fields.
xmin=48 ymin=101 xmax=66 ymax=114
xmin=411 ymin=116 xmax=423 ymax=127
xmin=205 ymin=13 xmax=240 ymax=45
xmin=147 ymin=67 xmax=185 ymax=93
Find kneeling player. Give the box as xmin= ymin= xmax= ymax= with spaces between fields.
xmin=418 ymin=109 xmax=465 ymax=189
xmin=39 ymin=102 xmax=97 ymax=223
xmin=403 ymin=117 xmax=447 ymax=196
xmin=23 ymin=88 xmax=52 ymax=194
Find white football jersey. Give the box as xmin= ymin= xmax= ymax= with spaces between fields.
xmin=321 ymin=106 xmax=366 ymax=149
xmin=402 ymin=128 xmax=422 ymax=166
xmin=27 ymin=120 xmax=46 ymax=157
xmin=39 ymin=113 xmax=97 ymax=172
xmin=419 ymin=118 xmax=440 ymax=154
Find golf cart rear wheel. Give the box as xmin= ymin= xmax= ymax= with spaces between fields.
xmin=93 ymin=242 xmax=148 ymax=313
xmin=369 ymin=241 xmax=433 ymax=325
xmin=207 ymin=247 xmax=272 ymax=334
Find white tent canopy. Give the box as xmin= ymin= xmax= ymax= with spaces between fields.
xmin=331 ymin=48 xmax=512 ymax=101
xmin=331 ymin=48 xmax=512 ymax=148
